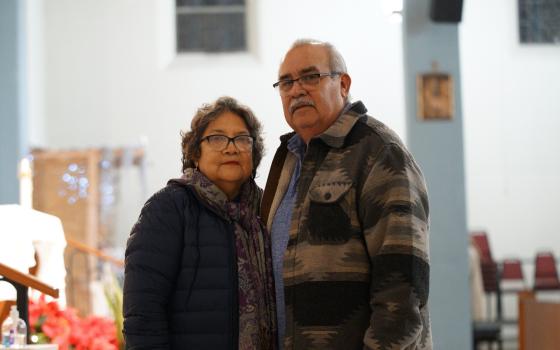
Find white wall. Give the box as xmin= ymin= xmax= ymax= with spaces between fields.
xmin=460 ymin=0 xmax=560 ymax=260
xmin=36 ymin=0 xmax=405 ymax=247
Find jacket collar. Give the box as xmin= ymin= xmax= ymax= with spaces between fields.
xmin=317 ymin=101 xmax=367 ymax=148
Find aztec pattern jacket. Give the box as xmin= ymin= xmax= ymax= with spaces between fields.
xmin=262 ymin=101 xmax=432 ymax=350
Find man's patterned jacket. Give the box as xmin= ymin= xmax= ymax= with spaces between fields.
xmin=262 ymin=101 xmax=432 ymax=349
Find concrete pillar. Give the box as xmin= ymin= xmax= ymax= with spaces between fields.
xmin=402 ymin=1 xmax=471 ymax=348
xmin=0 ymin=0 xmax=26 ymax=204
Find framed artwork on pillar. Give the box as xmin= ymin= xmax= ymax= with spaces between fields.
xmin=416 ymin=73 xmax=454 ymax=121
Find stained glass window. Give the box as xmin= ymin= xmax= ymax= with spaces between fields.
xmin=518 ymin=0 xmax=560 ymax=43
xmin=176 ymin=0 xmax=247 ymax=53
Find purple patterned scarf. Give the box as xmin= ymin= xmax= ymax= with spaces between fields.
xmin=182 ymin=169 xmax=277 ymax=350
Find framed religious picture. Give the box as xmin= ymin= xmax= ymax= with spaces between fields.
xmin=417 ymin=73 xmax=454 ymax=121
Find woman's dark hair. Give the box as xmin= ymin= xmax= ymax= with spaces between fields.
xmin=181 ymin=96 xmax=265 ymax=178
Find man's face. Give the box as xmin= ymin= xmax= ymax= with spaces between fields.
xmin=277 ymin=44 xmax=351 ymax=143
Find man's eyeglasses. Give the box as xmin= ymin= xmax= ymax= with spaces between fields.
xmin=200 ymin=135 xmax=254 ymax=152
xmin=272 ymin=72 xmax=341 ymax=93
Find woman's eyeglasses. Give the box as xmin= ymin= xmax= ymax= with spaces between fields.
xmin=201 ymin=135 xmax=254 ymax=152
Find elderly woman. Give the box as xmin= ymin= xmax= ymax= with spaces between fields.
xmin=123 ymin=97 xmax=277 ymax=349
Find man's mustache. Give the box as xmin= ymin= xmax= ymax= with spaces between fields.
xmin=289 ymin=99 xmax=315 ymax=114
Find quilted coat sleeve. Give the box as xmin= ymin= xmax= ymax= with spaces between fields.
xmin=359 ymin=143 xmax=432 ymax=350
xmin=123 ymin=186 xmax=186 ymax=349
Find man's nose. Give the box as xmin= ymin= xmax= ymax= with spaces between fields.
xmin=287 ymin=80 xmax=307 ymax=97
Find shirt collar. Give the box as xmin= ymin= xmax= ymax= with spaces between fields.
xmin=287 ymin=133 xmax=306 ymax=159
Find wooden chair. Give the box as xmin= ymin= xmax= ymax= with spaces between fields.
xmin=471 ymin=231 xmax=494 ymax=264
xmin=471 ymin=232 xmax=503 ymax=350
xmin=533 ymin=251 xmax=560 ymax=291
xmin=471 ymin=232 xmax=502 ymax=319
xmin=501 ymin=259 xmax=523 ymax=279
xmin=497 ymin=258 xmax=527 ymax=345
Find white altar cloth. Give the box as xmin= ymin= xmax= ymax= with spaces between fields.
xmin=0 ymin=205 xmax=66 ymax=306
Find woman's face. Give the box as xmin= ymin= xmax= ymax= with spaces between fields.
xmin=197 ymin=111 xmax=254 ymax=199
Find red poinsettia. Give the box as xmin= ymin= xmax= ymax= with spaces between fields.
xmin=29 ymin=295 xmax=119 ymax=350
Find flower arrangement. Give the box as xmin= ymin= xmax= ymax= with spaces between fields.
xmin=29 ymin=295 xmax=120 ymax=350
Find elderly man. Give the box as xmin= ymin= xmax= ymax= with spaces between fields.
xmin=262 ymin=39 xmax=432 ymax=349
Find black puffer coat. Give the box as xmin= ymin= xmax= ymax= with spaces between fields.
xmin=123 ymin=181 xmax=239 ymax=349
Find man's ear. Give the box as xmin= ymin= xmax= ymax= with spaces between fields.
xmin=340 ymin=73 xmax=351 ymax=100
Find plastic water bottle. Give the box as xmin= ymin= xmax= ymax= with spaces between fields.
xmin=1 ymin=305 xmax=27 ymax=348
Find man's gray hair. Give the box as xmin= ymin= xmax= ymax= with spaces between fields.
xmin=287 ymin=39 xmax=351 ymax=102
xmin=289 ymin=39 xmax=348 ymax=74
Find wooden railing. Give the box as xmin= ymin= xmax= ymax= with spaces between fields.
xmin=64 ymin=238 xmax=124 ymax=313
xmin=66 ymin=237 xmax=124 ymax=268
xmin=0 ymin=263 xmax=59 ymax=298
xmin=0 ymin=262 xmax=59 ymax=342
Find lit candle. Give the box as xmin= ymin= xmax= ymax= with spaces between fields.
xmin=18 ymin=157 xmax=33 ymax=208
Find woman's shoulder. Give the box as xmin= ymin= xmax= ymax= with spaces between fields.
xmin=141 ymin=181 xmax=194 ymax=215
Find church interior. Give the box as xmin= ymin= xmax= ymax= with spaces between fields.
xmin=1 ymin=0 xmax=559 ymax=349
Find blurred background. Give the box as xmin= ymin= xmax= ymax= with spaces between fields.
xmin=1 ymin=0 xmax=559 ymax=349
